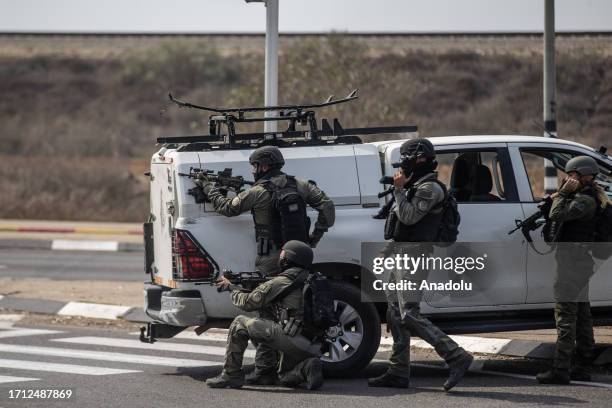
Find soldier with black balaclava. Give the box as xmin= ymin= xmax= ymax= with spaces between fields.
xmin=368 ymin=138 xmax=473 ymax=391
xmin=196 ymin=145 xmax=334 ymax=385
xmin=206 ymin=240 xmax=324 ymax=390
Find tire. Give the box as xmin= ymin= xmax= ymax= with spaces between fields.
xmin=320 ymin=281 xmax=381 ymax=377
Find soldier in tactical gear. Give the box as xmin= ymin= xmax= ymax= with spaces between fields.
xmin=368 ymin=138 xmax=473 ymax=391
xmin=537 ymin=155 xmax=603 ymax=385
xmin=206 ymin=240 xmax=324 ymax=390
xmin=196 ymin=145 xmax=334 ymax=385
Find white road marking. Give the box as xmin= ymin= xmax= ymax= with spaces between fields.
xmin=0 ymin=344 xmax=220 ymax=368
xmin=380 ymin=334 xmax=512 ymax=355
xmin=0 ymin=374 xmax=39 ymax=384
xmin=0 ymin=314 xmax=24 ymax=329
xmin=58 ymin=302 xmax=130 ymax=320
xmin=53 ymin=336 xmax=255 ymax=358
xmin=0 ymin=328 xmax=62 ymax=339
xmin=130 ymin=330 xmax=511 ymax=356
xmin=0 ymin=314 xmax=23 ymax=323
xmin=51 ymin=240 xmax=119 ymax=252
xmin=0 ymin=359 xmax=139 ymax=375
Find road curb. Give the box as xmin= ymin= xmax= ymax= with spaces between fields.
xmin=0 ymin=296 xmax=151 ymax=323
xmin=0 ymin=225 xmax=142 ymax=236
xmin=0 ymin=239 xmax=143 ymax=252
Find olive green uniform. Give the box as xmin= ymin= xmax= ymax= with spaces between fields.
xmin=548 ymin=187 xmax=598 ymax=373
xmin=204 ymin=173 xmax=335 ymax=275
xmin=201 ymin=172 xmax=334 ymax=375
xmin=221 ymin=267 xmax=321 ymax=384
xmin=385 ymin=174 xmax=465 ymax=379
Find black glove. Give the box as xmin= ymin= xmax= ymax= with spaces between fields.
xmin=195 ymin=174 xmax=214 ymax=195
xmin=309 ymin=228 xmax=325 ymax=248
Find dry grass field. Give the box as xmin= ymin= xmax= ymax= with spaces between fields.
xmin=0 ymin=34 xmax=610 ymax=221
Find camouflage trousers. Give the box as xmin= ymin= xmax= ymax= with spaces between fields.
xmin=222 ymin=315 xmax=321 ymax=384
xmin=385 ymin=303 xmax=465 ymax=378
xmin=385 ymin=265 xmax=464 ymax=379
xmin=553 ymin=302 xmax=595 ymax=372
xmin=252 ymin=249 xmax=282 ymax=375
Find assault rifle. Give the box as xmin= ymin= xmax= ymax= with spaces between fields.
xmin=178 ymin=167 xmax=254 ymax=203
xmin=508 ymin=195 xmax=555 ymax=246
xmin=373 ymin=176 xmax=395 ymax=219
xmin=212 ymin=269 xmax=268 ymax=292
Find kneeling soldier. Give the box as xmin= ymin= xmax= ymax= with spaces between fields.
xmin=206 ymin=240 xmax=324 ymax=390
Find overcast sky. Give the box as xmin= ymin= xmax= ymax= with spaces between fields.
xmin=1 ymin=0 xmax=610 ymax=33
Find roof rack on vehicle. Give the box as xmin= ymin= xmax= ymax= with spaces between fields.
xmin=157 ymin=90 xmax=417 ymax=149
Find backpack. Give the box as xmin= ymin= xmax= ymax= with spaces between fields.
xmin=302 ymin=272 xmax=339 ymax=332
xmin=433 ymin=180 xmax=461 ymax=245
xmin=264 ymin=176 xmax=311 ymax=245
xmin=274 ymin=271 xmax=339 ymax=335
xmin=593 ymin=204 xmax=612 ymax=260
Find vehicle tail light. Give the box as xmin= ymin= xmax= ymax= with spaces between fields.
xmin=172 ymin=229 xmax=216 ymax=281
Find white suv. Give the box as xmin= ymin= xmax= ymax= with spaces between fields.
xmin=142 ymin=133 xmax=611 ymax=374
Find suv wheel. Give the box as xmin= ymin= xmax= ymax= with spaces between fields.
xmin=320 ymin=281 xmax=381 ymax=377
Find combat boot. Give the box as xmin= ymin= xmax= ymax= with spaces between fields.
xmin=205 ymin=373 xmax=244 ymax=389
xmin=367 ymin=372 xmax=410 ymax=388
xmin=444 ymin=352 xmax=474 ymax=391
xmin=570 ymin=368 xmax=591 ymax=382
xmin=536 ymin=369 xmax=570 ymax=385
xmin=245 ymin=371 xmax=279 ymax=386
xmin=302 ymin=358 xmax=324 ymax=390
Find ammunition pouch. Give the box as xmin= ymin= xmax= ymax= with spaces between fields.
xmin=281 ymin=316 xmax=303 ymax=337
xmin=257 ymin=237 xmax=271 ymax=256
xmin=384 ymin=211 xmax=398 ymax=240
xmin=543 ymin=220 xmax=563 ymax=243
xmin=254 ymin=224 xmax=275 ymax=256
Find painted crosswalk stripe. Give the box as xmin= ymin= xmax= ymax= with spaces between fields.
xmin=0 ymin=359 xmax=138 ymax=375
xmin=0 ymin=328 xmax=62 ymax=339
xmin=53 ymin=336 xmax=255 ymax=358
xmin=0 ymin=344 xmax=221 ymax=367
xmin=0 ymin=374 xmax=39 ymax=384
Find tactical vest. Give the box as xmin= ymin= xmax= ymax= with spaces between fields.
xmin=252 ymin=174 xmax=309 ymax=253
xmin=558 ymin=186 xmax=599 ymax=243
xmin=270 ymin=268 xmax=307 ymax=323
xmin=393 ymin=177 xmax=445 ymax=242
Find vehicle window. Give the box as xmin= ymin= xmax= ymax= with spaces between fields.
xmin=520 ymin=149 xmax=612 ymax=201
xmin=437 ymin=150 xmax=509 ymax=202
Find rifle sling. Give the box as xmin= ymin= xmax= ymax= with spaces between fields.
xmin=270 ymin=270 xmax=309 ymax=303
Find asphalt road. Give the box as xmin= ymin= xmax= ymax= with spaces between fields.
xmin=0 ymin=316 xmax=610 ymax=408
xmin=0 ymin=249 xmax=143 ymax=281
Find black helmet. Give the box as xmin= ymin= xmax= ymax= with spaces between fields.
xmin=393 ymin=138 xmax=438 ymax=179
xmin=249 ymin=146 xmax=285 ymax=168
xmin=399 ymin=138 xmax=436 ymax=160
xmin=280 ymin=240 xmax=313 ymax=268
xmin=565 ymin=156 xmax=599 ymax=176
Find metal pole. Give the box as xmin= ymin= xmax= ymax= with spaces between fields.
xmin=264 ymin=0 xmax=279 ymax=134
xmin=544 ymin=0 xmax=557 ymax=194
